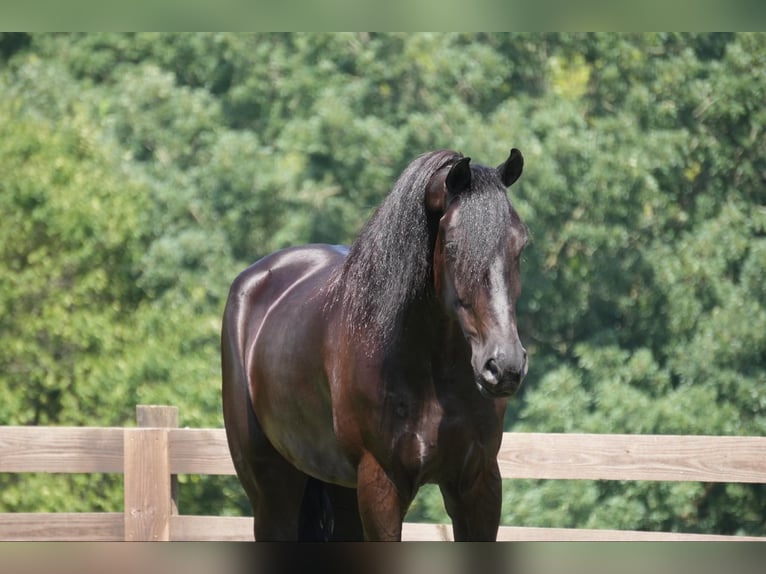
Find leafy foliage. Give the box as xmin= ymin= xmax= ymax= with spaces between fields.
xmin=0 ymin=33 xmax=764 ymax=535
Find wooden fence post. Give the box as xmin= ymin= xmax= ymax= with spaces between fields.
xmin=123 ymin=405 xmax=178 ymax=541
xmin=136 ymin=405 xmax=179 ymax=516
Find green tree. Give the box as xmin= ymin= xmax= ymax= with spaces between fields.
xmin=505 ymin=32 xmax=766 ymax=535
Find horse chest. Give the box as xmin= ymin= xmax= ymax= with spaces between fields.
xmin=389 ymin=395 xmax=440 ymax=452
xmin=373 ymin=390 xmax=466 ymax=480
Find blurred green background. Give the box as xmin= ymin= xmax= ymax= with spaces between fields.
xmin=1 ymin=33 xmax=764 ymax=535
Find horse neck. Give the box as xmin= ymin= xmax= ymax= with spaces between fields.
xmin=392 ymin=286 xmax=467 ymax=364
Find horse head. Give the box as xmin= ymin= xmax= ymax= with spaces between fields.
xmin=427 ymin=149 xmax=528 ymax=398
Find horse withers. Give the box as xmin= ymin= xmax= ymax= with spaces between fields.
xmin=221 ymin=148 xmax=528 ymax=541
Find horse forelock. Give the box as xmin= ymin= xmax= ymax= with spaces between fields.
xmin=328 ymin=149 xmax=462 ymax=343
xmin=447 ymin=166 xmax=518 ymax=292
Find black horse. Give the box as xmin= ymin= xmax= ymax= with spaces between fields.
xmin=222 ymin=148 xmax=528 ymax=540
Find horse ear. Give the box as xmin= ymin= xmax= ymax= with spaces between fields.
xmin=446 ymin=157 xmax=472 ymax=196
xmin=497 ymin=148 xmax=523 ymax=187
xmin=425 ymin=165 xmax=450 ymax=213
xmin=425 ymin=158 xmax=472 ymax=213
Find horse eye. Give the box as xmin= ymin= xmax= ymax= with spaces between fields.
xmin=457 ymin=297 xmax=472 ymax=310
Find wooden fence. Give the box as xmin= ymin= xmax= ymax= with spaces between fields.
xmin=1 ymin=405 xmax=765 ymax=541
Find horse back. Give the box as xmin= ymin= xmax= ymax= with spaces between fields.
xmin=222 ymin=244 xmax=346 ymax=348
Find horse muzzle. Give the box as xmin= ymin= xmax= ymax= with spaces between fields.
xmin=475 ymin=347 xmax=527 ymax=398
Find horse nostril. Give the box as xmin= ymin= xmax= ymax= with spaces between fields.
xmin=482 ymin=358 xmax=500 ymax=385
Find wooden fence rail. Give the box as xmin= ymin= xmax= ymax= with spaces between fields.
xmin=1 ymin=405 xmax=765 ymax=541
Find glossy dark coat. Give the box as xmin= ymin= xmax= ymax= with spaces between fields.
xmin=222 ymin=148 xmax=528 ymax=541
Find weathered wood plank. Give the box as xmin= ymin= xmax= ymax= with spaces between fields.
xmin=0 ymin=513 xmax=123 ymax=541
xmin=404 ymin=523 xmax=764 ymax=542
xmin=171 ymin=515 xmax=252 ymax=541
xmin=168 ymin=428 xmax=235 ymax=475
xmin=495 ymin=525 xmax=765 ymax=542
xmin=175 ymin=516 xmax=453 ymax=542
xmin=173 ymin=516 xmax=453 ymax=542
xmin=402 ymin=522 xmax=454 ymax=541
xmin=165 ymin=429 xmax=766 ymax=483
xmin=0 ymin=512 xmax=760 ymax=542
xmin=3 ymin=427 xmax=766 ymax=483
xmin=499 ymin=433 xmax=766 ymax=483
xmin=0 ymin=427 xmax=124 ymax=473
xmin=166 ymin=516 xmax=766 ymax=542
xmin=123 ymin=428 xmax=171 ymax=541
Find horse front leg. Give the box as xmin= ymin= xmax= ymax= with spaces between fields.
xmin=440 ymin=460 xmax=503 ymax=541
xmin=355 ymin=453 xmax=413 ymax=541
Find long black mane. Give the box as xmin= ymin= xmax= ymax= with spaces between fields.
xmin=327 ymin=150 xmax=460 ymax=342
xmin=327 ymin=149 xmax=519 ymax=345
